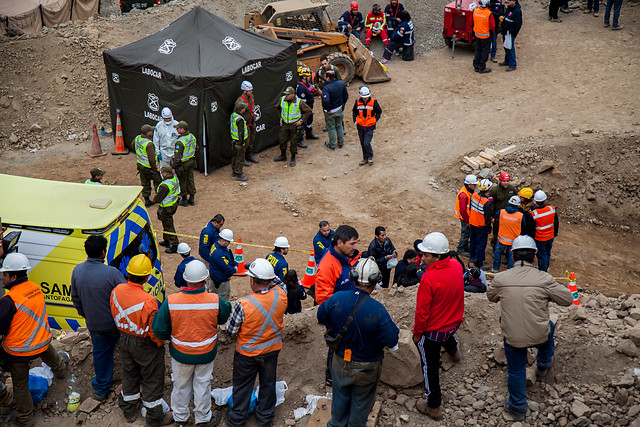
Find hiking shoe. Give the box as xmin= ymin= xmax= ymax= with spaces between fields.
xmin=158 ymin=241 xmax=170 ymax=247
xmin=491 ymin=269 xmax=500 ymax=274
xmin=188 ymin=196 xmax=195 ymax=206
xmin=381 ymin=58 xmax=390 ymax=64
xmin=504 ymin=396 xmax=526 ymax=421
xmin=298 ymin=141 xmax=308 ymax=149
xmin=416 ymin=398 xmax=443 ymax=420
xmin=179 ymin=198 xmax=188 ymax=207
xmin=536 ymin=364 xmax=550 ymax=377
xmin=479 ymin=68 xmax=492 ymax=74
xmin=368 ymin=158 xmax=374 ymax=166
xmin=550 ymin=18 xmax=563 ymax=22
xmin=196 ymin=410 xmax=221 ymax=426
xmin=146 ymin=411 xmax=174 ymax=426
xmin=604 ymin=23 xmax=610 ymax=27
xmin=290 ymin=157 xmax=296 ymax=167
xmin=243 ymin=160 xmax=251 ymax=166
xmin=10 ymin=411 xmax=35 ymax=427
xmin=584 ymin=9 xmax=592 ymax=13
xmin=246 ymin=154 xmax=259 ymax=163
xmin=359 ymin=158 xmax=368 ymax=166
xmin=56 ymin=351 xmax=70 ymax=379
xmin=499 ymin=61 xmax=508 ymax=66
xmin=490 ymin=57 xmax=498 ymax=63
xmin=593 ymin=12 xmax=599 ymax=16
xmin=273 ymin=154 xmax=287 ymax=162
xmin=506 ymin=67 xmax=517 ymax=72
xmin=612 ymin=25 xmax=623 ymax=30
xmin=306 ymin=133 xmax=319 ymax=140
xmin=165 ymin=246 xmax=178 ymax=254
xmin=93 ymin=392 xmax=108 ymax=402
xmin=235 ymin=175 xmax=248 ymax=182
xmin=449 ymin=349 xmax=461 ymax=363
xmin=560 ymin=7 xmax=570 ymax=13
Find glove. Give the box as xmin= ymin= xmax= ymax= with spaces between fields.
xmin=156 ymin=153 xmax=162 ymax=161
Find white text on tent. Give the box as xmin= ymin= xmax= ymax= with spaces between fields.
xmin=242 ymin=61 xmax=262 ymax=75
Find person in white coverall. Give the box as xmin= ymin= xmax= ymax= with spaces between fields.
xmin=154 ymin=107 xmax=179 ymax=168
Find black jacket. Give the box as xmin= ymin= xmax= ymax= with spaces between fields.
xmin=321 ymin=79 xmax=349 ymax=112
xmin=367 ymin=237 xmax=397 ymax=270
xmin=501 ymin=2 xmax=522 ymax=37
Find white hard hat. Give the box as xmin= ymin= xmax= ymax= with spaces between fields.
xmin=161 ymin=107 xmax=172 ymax=119
xmin=183 ymin=260 xmax=210 ymax=283
xmin=479 ymin=178 xmax=493 ymax=191
xmin=512 ymin=235 xmax=537 ymax=251
xmin=479 ymin=0 xmax=490 ymax=6
xmin=241 ymin=81 xmax=253 ymax=91
xmin=508 ymin=195 xmax=521 ymax=206
xmin=0 ymin=253 xmax=31 ymax=272
xmin=355 ymin=257 xmax=381 ymax=286
xmin=219 ymin=229 xmax=234 ymax=242
xmin=177 ymin=242 xmax=191 ymax=255
xmin=464 ymin=174 xmax=478 ymax=185
xmin=247 ymin=258 xmax=276 ymax=280
xmin=274 ymin=236 xmax=290 ymax=248
xmin=534 ymin=190 xmax=547 ymax=203
xmin=417 ymin=232 xmax=449 ymax=254
xmin=359 ymin=86 xmax=371 ymax=97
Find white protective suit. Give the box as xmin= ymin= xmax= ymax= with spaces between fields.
xmin=154 ymin=113 xmax=179 ymax=167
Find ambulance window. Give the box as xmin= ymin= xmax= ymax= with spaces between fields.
xmin=109 ymin=223 xmax=158 ymax=278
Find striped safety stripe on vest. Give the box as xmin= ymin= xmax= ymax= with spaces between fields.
xmin=3 ymin=302 xmax=52 ymax=354
xmin=469 ymin=192 xmax=489 ymax=227
xmin=454 ymin=186 xmax=473 ymax=220
xmin=230 ymin=112 xmax=248 ymax=142
xmin=176 ymin=133 xmax=196 ymax=161
xmin=531 ymin=206 xmax=556 ymax=241
xmin=168 ymin=302 xmax=219 ymax=349
xmin=159 ymin=176 xmax=180 ymax=208
xmin=237 ymin=291 xmax=283 ymax=353
xmin=355 ymin=98 xmax=377 ymax=127
xmin=112 ymin=293 xmax=148 ymax=335
xmin=135 ymin=135 xmax=152 ymax=168
xmin=497 ymin=210 xmax=523 ymax=245
xmin=280 ymin=96 xmax=302 ymax=124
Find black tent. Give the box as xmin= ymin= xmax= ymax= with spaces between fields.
xmin=103 ymin=7 xmax=297 ymax=173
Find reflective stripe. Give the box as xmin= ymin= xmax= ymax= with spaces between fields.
xmin=4 ymin=303 xmax=52 ymax=353
xmin=159 ymin=176 xmax=180 ymax=207
xmin=500 ymin=236 xmax=515 ymax=243
xmin=536 ymin=223 xmax=554 ymax=230
xmin=237 ymin=291 xmax=282 ymax=352
xmin=135 ymin=135 xmax=152 ymax=168
xmin=143 ymin=398 xmax=164 ymax=408
xmin=171 ymin=333 xmax=217 ymax=348
xmin=121 ymin=391 xmax=141 ymax=401
xmin=84 ymin=179 xmax=101 ymax=185
xmin=532 ymin=206 xmax=556 ymax=241
xmin=112 ymin=294 xmax=147 ymax=335
xmin=280 ymin=96 xmax=302 ymax=124
xmin=230 ymin=112 xmax=247 ymax=141
xmin=356 ymin=98 xmax=376 ymax=127
xmin=168 ymin=303 xmax=219 ymax=310
xmin=176 ymin=134 xmax=196 ymax=161
xmin=532 ymin=207 xmax=556 ymax=219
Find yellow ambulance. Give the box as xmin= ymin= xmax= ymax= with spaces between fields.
xmin=0 ymin=173 xmax=165 ymax=330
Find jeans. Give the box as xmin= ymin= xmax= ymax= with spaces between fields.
xmin=503 ymin=34 xmax=517 ymax=68
xmin=326 ymin=347 xmax=334 ymax=382
xmin=328 ymin=357 xmax=382 ymax=427
xmin=493 ymin=241 xmax=513 ymax=271
xmin=456 ymin=220 xmax=470 ymax=253
xmin=357 ymin=125 xmax=374 ymax=160
xmin=324 ymin=109 xmax=344 ymax=148
xmin=469 ymin=226 xmax=489 ymax=266
xmin=535 ymin=238 xmax=554 ymax=272
xmin=90 ymin=330 xmax=120 ymax=398
xmin=490 ymin=32 xmax=498 ymax=59
xmin=504 ymin=322 xmax=555 ymax=415
xmin=587 ymin=0 xmax=600 ymax=12
xmin=473 ymin=37 xmax=491 ymax=71
xmin=604 ymin=0 xmax=623 ymax=26
xmin=415 ymin=335 xmax=458 ymax=408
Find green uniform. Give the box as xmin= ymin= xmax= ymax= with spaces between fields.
xmin=488 ymin=183 xmax=517 ymax=247
xmin=154 ymin=175 xmax=180 ymax=246
xmin=134 ymin=134 xmax=162 ymax=198
xmin=277 ymin=96 xmax=312 ymax=158
xmin=230 ymin=111 xmax=247 ymax=176
xmin=173 ymin=133 xmax=197 ymax=198
xmin=235 ymin=94 xmax=257 ymax=158
xmin=314 ymin=64 xmax=342 ymax=89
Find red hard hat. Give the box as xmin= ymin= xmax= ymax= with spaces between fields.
xmin=499 ymin=171 xmax=511 ymax=181
xmin=351 ymin=1 xmax=359 ymax=9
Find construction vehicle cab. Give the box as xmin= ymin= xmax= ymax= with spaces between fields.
xmin=0 ymin=174 xmax=165 ymax=330
xmin=244 ymin=0 xmax=336 ymax=32
xmin=443 ymin=0 xmax=476 ymax=47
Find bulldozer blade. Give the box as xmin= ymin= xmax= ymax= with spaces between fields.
xmin=348 ymin=35 xmax=391 ymax=83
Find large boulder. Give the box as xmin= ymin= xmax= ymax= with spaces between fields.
xmin=380 ymin=329 xmax=423 ymax=388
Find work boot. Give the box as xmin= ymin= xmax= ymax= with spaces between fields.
xmin=144 ymin=197 xmax=154 ymax=207
xmin=243 ymin=160 xmax=251 ymax=166
xmin=449 ymin=349 xmax=461 ymax=363
xmin=188 ymin=195 xmax=195 ymax=206
xmin=10 ymin=411 xmax=34 ymax=427
xmin=235 ymin=174 xmax=248 ymax=182
xmin=146 ymin=411 xmax=174 ymax=426
xmin=504 ymin=396 xmax=527 ymax=421
xmin=56 ymin=351 xmax=70 ymax=379
xmin=196 ymin=410 xmax=221 ymax=426
xmin=306 ymin=133 xmax=319 ymax=140
xmin=536 ymin=364 xmax=550 ymax=377
xmin=359 ymin=158 xmax=368 ymax=166
xmin=273 ymin=153 xmax=287 ymax=162
xmin=165 ymin=245 xmax=178 ymax=254
xmin=246 ymin=153 xmax=259 ymax=163
xmin=179 ymin=197 xmax=188 ymax=207
xmin=158 ymin=240 xmax=170 ymax=247
xmin=368 ymin=157 xmax=374 ymax=166
xmin=298 ymin=141 xmax=308 ymax=149
xmin=479 ymin=68 xmax=492 ymax=74
xmin=290 ymin=156 xmax=296 ymax=167
xmin=322 ymin=126 xmax=328 ymax=132
xmin=416 ymin=398 xmax=443 ymax=420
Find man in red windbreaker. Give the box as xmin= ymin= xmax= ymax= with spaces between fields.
xmin=413 ymin=232 xmax=464 ymax=422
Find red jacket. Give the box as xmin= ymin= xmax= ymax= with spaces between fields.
xmin=413 ymin=257 xmax=464 ymax=336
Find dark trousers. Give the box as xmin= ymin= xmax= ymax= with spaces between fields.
xmin=357 ymin=125 xmax=375 ymax=160
xmin=382 ymin=40 xmax=402 ymax=60
xmin=469 ymin=225 xmax=489 ymax=266
xmin=137 ymin=164 xmax=162 ymax=199
xmin=415 ymin=335 xmax=458 ymax=408
xmin=246 ymin=126 xmax=257 ymax=157
xmin=326 ymin=347 xmax=334 ymax=382
xmin=378 ymin=265 xmax=391 ymax=289
xmin=228 ymin=350 xmax=279 ymax=425
xmin=604 ymin=0 xmax=623 ymax=27
xmin=329 ymin=357 xmax=382 ymax=427
xmin=279 ymin=123 xmax=300 ymax=157
xmin=90 ymin=330 xmax=120 ymax=398
xmin=118 ymin=333 xmax=165 ymax=423
xmin=535 ymin=238 xmax=554 ymax=272
xmin=157 ymin=204 xmax=179 ymax=245
xmin=456 ymin=220 xmax=470 ymax=253
xmin=5 ymin=344 xmax=66 ymax=425
xmin=176 ymin=157 xmax=196 ymax=197
xmin=473 ymin=36 xmax=491 ymax=71
xmin=549 ymin=0 xmax=562 ymax=18
xmin=232 ymin=142 xmax=246 ymax=175
xmin=402 ymin=44 xmax=414 ymax=61
xmin=299 ymin=113 xmax=315 ymax=142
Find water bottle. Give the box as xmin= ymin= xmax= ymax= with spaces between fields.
xmin=101 ymin=126 xmax=105 ymax=136
xmin=66 ymin=374 xmax=80 ymax=413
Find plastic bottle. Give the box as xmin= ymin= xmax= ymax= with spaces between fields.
xmin=66 ymin=374 xmax=80 ymax=413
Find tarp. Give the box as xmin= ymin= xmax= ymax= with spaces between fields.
xmin=0 ymin=0 xmax=99 ymax=36
xmin=103 ymin=7 xmax=297 ymax=174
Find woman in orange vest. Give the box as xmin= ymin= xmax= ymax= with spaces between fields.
xmin=472 ymin=0 xmax=496 ymax=73
xmin=492 ymin=196 xmax=525 ymax=272
xmin=352 ymin=86 xmax=382 ymax=166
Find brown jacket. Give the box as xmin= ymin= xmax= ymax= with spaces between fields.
xmin=487 ymin=262 xmax=573 ymax=348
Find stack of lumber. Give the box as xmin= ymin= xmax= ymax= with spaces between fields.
xmin=463 ymin=145 xmax=517 ymax=170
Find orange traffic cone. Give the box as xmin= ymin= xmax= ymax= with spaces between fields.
xmin=301 ymin=251 xmax=316 ymax=289
xmin=112 ymin=108 xmax=129 ymax=155
xmin=233 ymin=238 xmax=248 ymax=276
xmin=567 ymin=271 xmax=580 ymax=305
xmin=87 ymin=124 xmax=107 ymax=157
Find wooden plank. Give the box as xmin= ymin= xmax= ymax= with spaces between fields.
xmin=498 ymin=144 xmax=517 ymax=156
xmin=307 ymin=398 xmax=332 ymax=427
xmin=366 ymin=401 xmax=382 ymax=427
xmin=472 ymin=156 xmax=487 ymax=169
xmin=478 ymin=151 xmax=496 ymax=163
xmin=485 ymin=147 xmax=500 ymax=158
xmin=463 ymin=156 xmax=479 ymax=170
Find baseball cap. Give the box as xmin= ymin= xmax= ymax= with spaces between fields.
xmin=174 ymin=121 xmax=188 ymax=130
xmin=90 ymin=167 xmax=106 ymax=177
xmin=283 ymin=86 xmax=295 ymax=95
xmin=160 ymin=165 xmax=173 ymax=174
xmin=141 ymin=124 xmax=155 ymax=133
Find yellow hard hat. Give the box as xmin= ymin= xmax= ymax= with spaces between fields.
xmin=126 ymin=254 xmax=153 ymax=276
xmin=297 ymin=66 xmax=311 ymax=78
xmin=518 ymin=187 xmax=533 ymax=199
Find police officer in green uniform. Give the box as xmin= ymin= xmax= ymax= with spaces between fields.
xmin=235 ymin=81 xmax=259 ymax=164
xmin=172 ymin=121 xmax=197 ymax=207
xmin=85 ymin=167 xmax=106 ymax=185
xmin=230 ymin=102 xmax=249 ymax=182
xmin=274 ymin=86 xmax=312 ymax=167
xmin=154 ymin=165 xmax=181 ymax=254
xmin=134 ymin=124 xmax=162 ymax=207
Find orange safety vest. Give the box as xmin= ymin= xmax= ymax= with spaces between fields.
xmin=454 ymin=186 xmax=473 ymax=221
xmin=469 ymin=192 xmax=490 ymax=227
xmin=1 ymin=280 xmax=52 ymax=357
xmin=355 ymin=98 xmax=377 ymax=127
xmin=473 ymin=8 xmax=492 ymax=39
xmin=497 ymin=210 xmax=523 ymax=245
xmin=167 ymin=292 xmax=220 ymax=355
xmin=236 ymin=287 xmax=287 ymax=357
xmin=531 ymin=205 xmax=556 ymax=242
xmin=110 ymin=281 xmax=163 ymax=346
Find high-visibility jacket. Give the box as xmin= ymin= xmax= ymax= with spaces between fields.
xmin=236 ymin=287 xmax=287 ymax=357
xmin=158 ymin=176 xmax=179 ymax=208
xmin=135 ymin=135 xmax=153 ymax=168
xmin=110 ymin=281 xmax=163 ymax=346
xmin=167 ymin=292 xmax=220 ymax=355
xmin=454 ymin=186 xmax=473 ymax=221
xmin=365 ymin=12 xmax=386 ymax=30
xmin=497 ymin=210 xmax=523 ymax=245
xmin=84 ymin=179 xmax=102 ymax=185
xmin=473 ymin=8 xmax=492 ymax=39
xmin=176 ymin=133 xmax=196 ymax=162
xmin=469 ymin=192 xmax=490 ymax=227
xmin=280 ymin=96 xmax=302 ymax=124
xmin=531 ymin=205 xmax=556 ymax=242
xmin=355 ymin=98 xmax=377 ymax=127
xmin=1 ymin=280 xmax=52 ymax=357
xmin=230 ymin=112 xmax=248 ymax=142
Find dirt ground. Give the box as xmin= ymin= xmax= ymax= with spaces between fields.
xmin=0 ymin=0 xmax=639 ymax=425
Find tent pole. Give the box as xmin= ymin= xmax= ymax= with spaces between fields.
xmin=202 ymin=112 xmax=208 ymax=176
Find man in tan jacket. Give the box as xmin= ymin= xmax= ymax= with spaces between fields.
xmin=487 ymin=235 xmax=572 ymax=422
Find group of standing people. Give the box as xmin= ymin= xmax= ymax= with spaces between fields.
xmin=550 ymin=0 xmax=624 ymax=29
xmin=472 ymin=0 xmax=522 ymax=73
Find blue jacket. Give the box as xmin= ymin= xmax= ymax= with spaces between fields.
xmin=501 ymin=2 xmax=522 ymax=38
xmin=391 ymin=20 xmax=414 ymax=46
xmin=317 ymin=289 xmax=399 ymax=362
xmin=266 ymin=252 xmax=288 ymax=280
xmin=322 ymin=79 xmax=349 ymax=112
xmin=338 ymin=10 xmax=364 ymax=30
xmin=313 ymin=229 xmax=334 ymax=265
xmin=297 ymin=81 xmax=315 ymax=109
xmin=174 ymin=256 xmax=195 ymax=289
xmin=209 ymin=241 xmax=237 ymax=283
xmin=199 ymin=222 xmax=220 ymax=260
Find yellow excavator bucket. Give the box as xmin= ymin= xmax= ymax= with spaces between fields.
xmin=348 ymin=35 xmax=391 ymax=83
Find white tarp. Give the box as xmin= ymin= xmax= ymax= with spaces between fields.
xmin=0 ymin=0 xmax=99 ymax=36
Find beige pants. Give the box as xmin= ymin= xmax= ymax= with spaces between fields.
xmin=208 ymin=279 xmax=230 ymax=302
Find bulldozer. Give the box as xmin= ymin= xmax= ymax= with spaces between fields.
xmin=244 ymin=0 xmax=390 ymax=84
